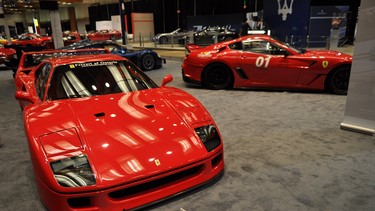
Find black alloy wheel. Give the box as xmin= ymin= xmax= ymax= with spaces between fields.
xmin=159 ymin=37 xmax=168 ymax=44
xmin=203 ymin=63 xmax=232 ymax=89
xmin=141 ymin=54 xmax=156 ymax=71
xmin=327 ymin=66 xmax=351 ymax=95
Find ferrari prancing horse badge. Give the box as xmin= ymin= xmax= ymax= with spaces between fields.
xmin=322 ymin=61 xmax=329 ymax=68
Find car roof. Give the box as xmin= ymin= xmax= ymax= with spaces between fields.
xmin=240 ymin=34 xmax=272 ymax=40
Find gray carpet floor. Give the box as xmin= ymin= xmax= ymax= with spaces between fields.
xmin=0 ymin=61 xmax=374 ymax=211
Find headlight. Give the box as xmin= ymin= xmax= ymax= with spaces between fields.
xmin=195 ymin=125 xmax=221 ymax=152
xmin=50 ymin=154 xmax=96 ymax=187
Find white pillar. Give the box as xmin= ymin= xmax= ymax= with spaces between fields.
xmin=50 ymin=10 xmax=64 ymax=49
xmin=341 ymin=0 xmax=375 ymax=135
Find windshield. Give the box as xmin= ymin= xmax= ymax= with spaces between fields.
xmin=271 ymin=36 xmax=305 ymax=54
xmin=47 ymin=60 xmax=158 ymax=100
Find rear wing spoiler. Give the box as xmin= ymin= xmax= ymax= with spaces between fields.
xmin=19 ymin=48 xmax=109 ymax=69
xmin=185 ymin=44 xmax=203 ymax=53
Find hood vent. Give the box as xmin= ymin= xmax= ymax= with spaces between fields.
xmin=94 ymin=112 xmax=105 ymax=117
xmin=145 ymin=104 xmax=154 ymax=109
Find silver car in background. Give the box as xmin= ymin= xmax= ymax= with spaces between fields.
xmin=152 ymin=28 xmax=189 ymax=44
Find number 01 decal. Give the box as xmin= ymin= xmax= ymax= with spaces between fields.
xmin=255 ymin=56 xmax=271 ymax=68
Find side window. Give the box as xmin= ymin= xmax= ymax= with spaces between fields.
xmin=229 ymin=42 xmax=243 ymax=50
xmin=243 ymin=40 xmax=286 ymax=55
xmin=35 ymin=63 xmax=52 ymax=100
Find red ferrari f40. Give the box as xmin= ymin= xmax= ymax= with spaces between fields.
xmin=15 ymin=53 xmax=224 ymax=210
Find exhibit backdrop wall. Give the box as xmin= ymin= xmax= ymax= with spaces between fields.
xmin=131 ymin=13 xmax=154 ymax=41
xmin=308 ymin=6 xmax=349 ymax=48
xmin=341 ymin=0 xmax=375 ymax=135
xmin=186 ymin=13 xmax=242 ymax=34
xmin=263 ymin=0 xmax=311 ymax=41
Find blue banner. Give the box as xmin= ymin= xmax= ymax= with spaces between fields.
xmin=263 ymin=0 xmax=311 ymax=42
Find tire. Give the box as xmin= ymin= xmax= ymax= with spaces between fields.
xmin=326 ymin=66 xmax=351 ymax=95
xmin=141 ymin=54 xmax=156 ymax=71
xmin=159 ymin=37 xmax=168 ymax=44
xmin=203 ymin=63 xmax=233 ymax=90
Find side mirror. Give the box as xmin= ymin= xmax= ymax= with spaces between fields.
xmin=161 ymin=74 xmax=173 ymax=87
xmin=280 ymin=48 xmax=289 ymax=56
xmin=271 ymin=48 xmax=289 ymax=56
xmin=15 ymin=91 xmax=36 ymax=104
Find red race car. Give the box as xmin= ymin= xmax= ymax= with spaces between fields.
xmin=62 ymin=31 xmax=82 ymax=46
xmin=86 ymin=29 xmax=122 ymax=41
xmin=6 ymin=33 xmax=53 ymax=47
xmin=182 ymin=34 xmax=352 ymax=94
xmin=14 ymin=53 xmax=224 ymax=210
xmin=0 ymin=45 xmax=16 ymax=65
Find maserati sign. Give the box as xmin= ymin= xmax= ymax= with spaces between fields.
xmin=277 ymin=0 xmax=294 ymax=21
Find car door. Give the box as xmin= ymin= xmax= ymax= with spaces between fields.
xmin=100 ymin=30 xmax=109 ymax=40
xmin=237 ymin=40 xmax=304 ymax=88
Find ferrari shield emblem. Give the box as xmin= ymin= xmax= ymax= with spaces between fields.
xmin=322 ymin=61 xmax=329 ymax=68
xmin=154 ymin=159 xmax=161 ymax=166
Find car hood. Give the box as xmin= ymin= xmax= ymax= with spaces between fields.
xmin=27 ymin=88 xmax=212 ymax=187
xmin=40 ymin=37 xmax=52 ymax=41
xmin=303 ymin=49 xmax=352 ymax=60
xmin=154 ymin=33 xmax=164 ymax=38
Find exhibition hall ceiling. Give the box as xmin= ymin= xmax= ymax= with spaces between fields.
xmin=1 ymin=0 xmax=135 ymax=14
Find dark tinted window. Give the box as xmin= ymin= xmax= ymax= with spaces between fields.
xmin=229 ymin=42 xmax=243 ymax=50
xmin=35 ymin=63 xmax=52 ymax=100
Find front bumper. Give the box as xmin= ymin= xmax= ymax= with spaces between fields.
xmin=182 ymin=70 xmax=201 ymax=86
xmin=181 ymin=61 xmax=204 ymax=86
xmin=35 ymin=149 xmax=224 ymax=211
